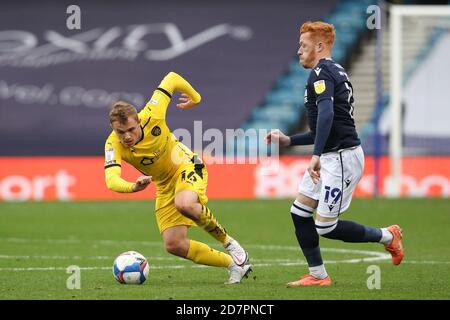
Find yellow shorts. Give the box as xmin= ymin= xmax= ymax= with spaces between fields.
xmin=155 ymin=162 xmax=208 ymax=233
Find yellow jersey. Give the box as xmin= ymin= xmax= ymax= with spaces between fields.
xmin=104 ymin=72 xmax=201 ymax=193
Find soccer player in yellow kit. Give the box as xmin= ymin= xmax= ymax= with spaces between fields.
xmin=104 ymin=72 xmax=252 ymax=284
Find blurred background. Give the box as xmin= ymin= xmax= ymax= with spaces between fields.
xmin=1 ymin=0 xmax=450 ymax=201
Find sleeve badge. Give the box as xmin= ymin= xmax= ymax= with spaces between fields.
xmin=313 ymin=80 xmax=326 ymax=94
xmin=105 ymin=147 xmax=115 ymax=162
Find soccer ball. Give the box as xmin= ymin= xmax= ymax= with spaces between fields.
xmin=112 ymin=251 xmax=149 ymax=284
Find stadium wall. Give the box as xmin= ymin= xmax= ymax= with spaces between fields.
xmin=0 ymin=156 xmax=448 ymax=201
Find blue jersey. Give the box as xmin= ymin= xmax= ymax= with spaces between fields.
xmin=305 ymin=58 xmax=360 ymax=153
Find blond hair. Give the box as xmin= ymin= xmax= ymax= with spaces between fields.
xmin=300 ymin=21 xmax=336 ymax=48
xmin=109 ymin=101 xmax=138 ymax=124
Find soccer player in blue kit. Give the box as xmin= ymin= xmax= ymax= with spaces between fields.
xmin=266 ymin=21 xmax=404 ymax=286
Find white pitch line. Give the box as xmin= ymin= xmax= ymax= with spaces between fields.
xmin=0 ymin=237 xmax=162 ymax=247
xmin=2 ymin=237 xmax=448 ymax=270
xmin=0 ymin=254 xmax=177 ymax=261
xmin=0 ymin=265 xmax=188 ymax=272
xmin=0 ymin=259 xmax=449 ymax=272
xmin=0 ymin=236 xmax=392 ymax=265
xmin=392 ymin=260 xmax=450 ymax=265
xmin=0 ymin=251 xmax=389 ymax=263
xmin=0 ymin=237 xmax=391 ymax=255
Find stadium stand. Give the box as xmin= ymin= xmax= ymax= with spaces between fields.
xmin=235 ymin=0 xmax=372 ymax=156
xmin=235 ymin=0 xmax=450 ymax=158
xmin=359 ymin=15 xmax=450 ymax=155
xmin=0 ymin=0 xmax=337 ymax=156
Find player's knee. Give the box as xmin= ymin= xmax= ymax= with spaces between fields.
xmin=175 ymin=199 xmax=196 ymax=217
xmin=315 ymin=218 xmax=338 ymax=236
xmin=164 ymin=239 xmax=187 ymax=257
xmin=291 ymin=199 xmax=314 ymax=218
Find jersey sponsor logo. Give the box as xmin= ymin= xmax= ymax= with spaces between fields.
xmin=314 ymin=67 xmax=322 ymax=76
xmin=304 ymin=88 xmax=308 ymax=104
xmin=313 ymin=80 xmax=326 ymax=94
xmin=151 ymin=126 xmax=161 ymax=136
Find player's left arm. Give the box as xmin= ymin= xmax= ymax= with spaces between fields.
xmin=160 ymin=72 xmax=201 ymax=109
xmin=309 ymin=69 xmax=335 ymax=182
xmin=139 ymin=72 xmax=201 ymax=122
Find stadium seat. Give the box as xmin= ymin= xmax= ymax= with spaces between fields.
xmin=265 ymin=89 xmax=303 ymax=105
xmin=277 ymin=74 xmax=308 ymax=92
xmin=251 ymin=104 xmax=302 ymax=127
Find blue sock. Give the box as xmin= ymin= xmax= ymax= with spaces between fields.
xmin=291 ymin=213 xmax=323 ymax=267
xmin=320 ymin=220 xmax=382 ymax=243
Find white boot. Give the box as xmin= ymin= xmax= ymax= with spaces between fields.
xmin=225 ymin=262 xmax=252 ymax=285
xmin=224 ymin=237 xmax=249 ymax=266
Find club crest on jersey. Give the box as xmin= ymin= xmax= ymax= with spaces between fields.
xmin=151 ymin=126 xmax=161 ymax=136
xmin=313 ymin=80 xmax=326 ymax=94
xmin=140 ymin=157 xmax=155 ymax=166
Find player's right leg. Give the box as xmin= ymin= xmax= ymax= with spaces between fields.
xmin=156 ymin=187 xmax=250 ymax=284
xmin=162 ymin=225 xmax=231 ymax=267
xmin=161 ymin=225 xmax=251 ymax=284
xmin=383 ymin=225 xmax=404 ymax=265
xmin=315 ymin=146 xmax=404 ymax=266
xmin=174 ymin=163 xmax=249 ymax=267
xmin=316 ymin=214 xmax=404 ymax=265
xmin=287 ymin=171 xmax=331 ymax=287
xmin=175 ymin=190 xmax=249 ymax=266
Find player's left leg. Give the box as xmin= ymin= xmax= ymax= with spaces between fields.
xmin=286 ymin=166 xmax=332 ymax=287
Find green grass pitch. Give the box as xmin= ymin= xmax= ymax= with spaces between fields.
xmin=0 ymin=199 xmax=449 ymax=300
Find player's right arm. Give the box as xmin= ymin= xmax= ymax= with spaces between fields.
xmin=104 ymin=136 xmax=151 ymax=193
xmin=265 ymin=129 xmax=314 ymax=147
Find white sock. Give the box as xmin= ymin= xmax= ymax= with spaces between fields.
xmin=380 ymin=228 xmax=393 ymax=245
xmin=309 ymin=264 xmax=328 ymax=279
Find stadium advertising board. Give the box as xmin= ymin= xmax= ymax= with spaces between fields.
xmin=0 ymin=156 xmax=449 ymax=201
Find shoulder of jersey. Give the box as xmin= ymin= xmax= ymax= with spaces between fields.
xmin=326 ymin=59 xmax=347 ymax=73
xmin=107 ymin=130 xmax=120 ymax=143
xmin=310 ymin=60 xmax=330 ymax=78
xmin=315 ymin=60 xmax=348 ymax=79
